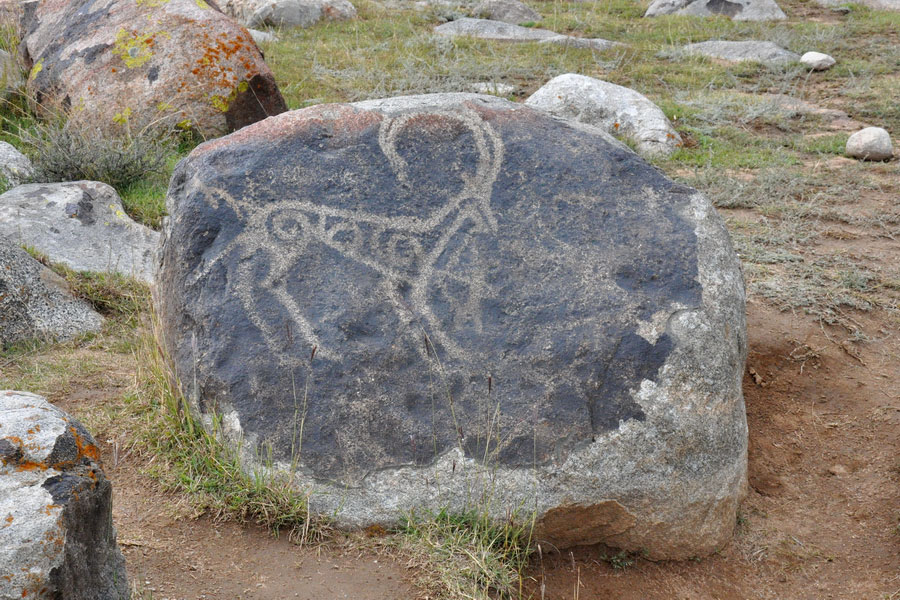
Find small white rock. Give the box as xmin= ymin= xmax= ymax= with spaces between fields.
xmin=800 ymin=51 xmax=835 ymax=71
xmin=846 ymin=127 xmax=893 ymax=161
xmin=248 ymin=28 xmax=280 ymax=44
xmin=470 ymin=82 xmax=516 ymax=96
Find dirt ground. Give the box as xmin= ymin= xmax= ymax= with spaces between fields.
xmin=47 ymin=298 xmax=897 ymax=600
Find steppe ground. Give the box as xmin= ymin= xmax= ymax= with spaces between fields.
xmin=1 ymin=0 xmax=899 ymax=597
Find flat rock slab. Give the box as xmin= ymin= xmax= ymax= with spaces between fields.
xmin=526 ymin=73 xmax=682 ymax=157
xmin=21 ymin=0 xmax=287 ymax=138
xmin=679 ymin=40 xmax=800 ymax=66
xmin=157 ymin=93 xmax=748 ymax=558
xmin=435 ymin=18 xmax=621 ymax=49
xmin=0 ymin=181 xmax=159 ymax=283
xmin=0 ymin=390 xmax=128 ymax=599
xmin=0 ymin=236 xmax=102 ymax=347
xmin=221 ymin=0 xmax=357 ymax=28
xmin=645 ymin=0 xmax=786 ymax=20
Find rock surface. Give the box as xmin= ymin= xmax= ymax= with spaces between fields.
xmin=0 ymin=237 xmax=103 ymax=347
xmin=0 ymin=181 xmax=160 ymax=283
xmin=526 ymin=74 xmax=682 ymax=157
xmin=0 ymin=390 xmax=128 ymax=599
xmin=538 ymin=35 xmax=622 ymax=51
xmin=679 ymin=40 xmax=799 ymax=66
xmin=0 ymin=48 xmax=23 ymax=94
xmin=473 ymin=0 xmax=540 ymax=23
xmin=0 ymin=140 xmax=33 ymax=186
xmin=801 ymin=51 xmax=835 ymax=71
xmin=21 ymin=0 xmax=287 ymax=138
xmin=846 ymin=127 xmax=893 ymax=161
xmin=645 ymin=0 xmax=786 ymax=19
xmin=157 ymin=93 xmax=748 ymax=558
xmin=470 ymin=81 xmax=516 ymax=95
xmin=221 ymin=0 xmax=357 ymax=27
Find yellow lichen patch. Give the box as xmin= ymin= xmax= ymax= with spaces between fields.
xmin=209 ymin=79 xmax=251 ymax=112
xmin=195 ymin=0 xmax=210 ymax=7
xmin=112 ymin=28 xmax=170 ymax=69
xmin=28 ymin=58 xmax=43 ymax=81
xmin=136 ymin=0 xmax=170 ymax=5
xmin=112 ymin=107 xmax=132 ymax=125
xmin=156 ymin=101 xmax=173 ymax=112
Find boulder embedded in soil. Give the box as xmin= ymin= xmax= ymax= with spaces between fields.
xmin=525 ymin=73 xmax=682 ymax=157
xmin=846 ymin=127 xmax=893 ymax=161
xmin=157 ymin=93 xmax=748 ymax=558
xmin=0 ymin=181 xmax=160 ymax=283
xmin=220 ymin=0 xmax=357 ymax=28
xmin=678 ymin=40 xmax=800 ymax=66
xmin=0 ymin=236 xmax=103 ymax=347
xmin=645 ymin=0 xmax=786 ymax=19
xmin=472 ymin=0 xmax=541 ymax=24
xmin=434 ymin=18 xmax=620 ymax=49
xmin=20 ymin=0 xmax=288 ymax=138
xmin=0 ymin=390 xmax=128 ymax=599
xmin=800 ymin=51 xmax=835 ymax=71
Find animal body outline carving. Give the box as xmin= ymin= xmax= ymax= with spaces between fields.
xmin=188 ymin=106 xmax=505 ymax=369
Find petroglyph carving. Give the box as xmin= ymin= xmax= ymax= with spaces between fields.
xmin=188 ymin=107 xmax=504 ymax=367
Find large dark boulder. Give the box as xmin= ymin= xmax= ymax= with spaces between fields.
xmin=0 ymin=391 xmax=128 ymax=599
xmin=21 ymin=0 xmax=287 ymax=138
xmin=157 ymin=93 xmax=747 ymax=558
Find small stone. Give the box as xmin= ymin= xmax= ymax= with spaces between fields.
xmin=801 ymin=51 xmax=835 ymax=71
xmin=846 ymin=127 xmax=893 ymax=161
xmin=828 ymin=464 xmax=848 ymax=476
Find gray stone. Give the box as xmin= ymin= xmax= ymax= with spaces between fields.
xmin=248 ymin=28 xmax=280 ymax=44
xmin=645 ymin=0 xmax=786 ymax=20
xmin=537 ymin=35 xmax=623 ymax=51
xmin=21 ymin=0 xmax=287 ymax=138
xmin=846 ymin=127 xmax=893 ymax=161
xmin=679 ymin=40 xmax=800 ymax=66
xmin=157 ymin=93 xmax=747 ymax=558
xmin=0 ymin=141 xmax=33 ymax=186
xmin=800 ymin=51 xmax=835 ymax=71
xmin=434 ymin=17 xmax=558 ymax=41
xmin=221 ymin=0 xmax=357 ymax=28
xmin=0 ymin=181 xmax=160 ymax=283
xmin=0 ymin=237 xmax=103 ymax=347
xmin=0 ymin=390 xmax=128 ymax=599
xmin=525 ymin=74 xmax=682 ymax=157
xmin=472 ymin=0 xmax=540 ymax=23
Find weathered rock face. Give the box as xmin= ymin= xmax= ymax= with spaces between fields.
xmin=0 ymin=181 xmax=159 ymax=283
xmin=645 ymin=0 xmax=786 ymax=20
xmin=158 ymin=93 xmax=748 ymax=558
xmin=434 ymin=18 xmax=620 ymax=49
xmin=679 ymin=40 xmax=799 ymax=66
xmin=21 ymin=0 xmax=287 ymax=138
xmin=220 ymin=0 xmax=356 ymax=28
xmin=0 ymin=390 xmax=128 ymax=599
xmin=0 ymin=236 xmax=103 ymax=347
xmin=525 ymin=73 xmax=682 ymax=158
xmin=0 ymin=140 xmax=33 ymax=186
